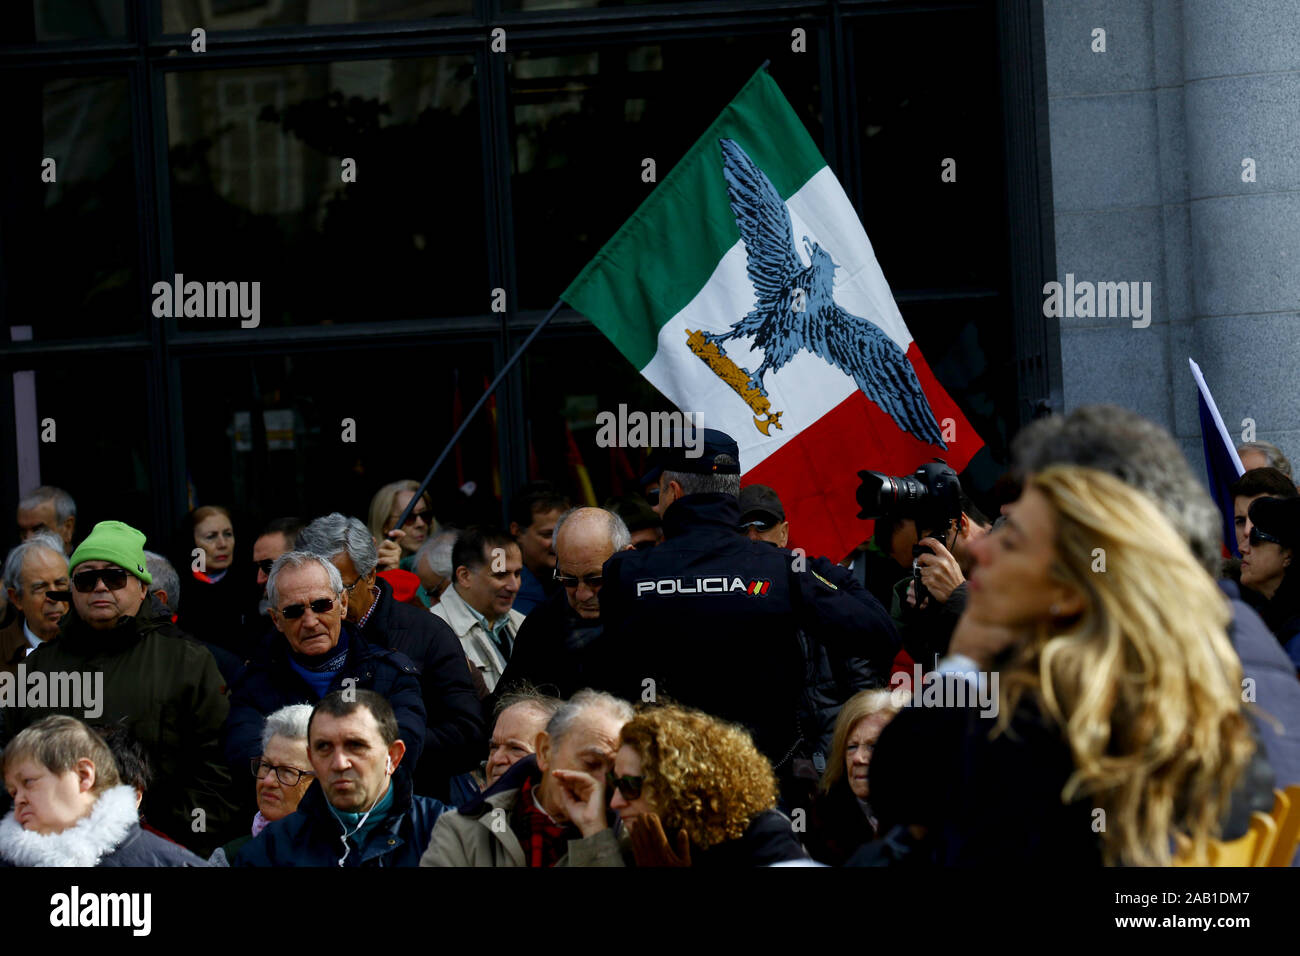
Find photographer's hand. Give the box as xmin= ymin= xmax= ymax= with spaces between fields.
xmin=914 ymin=537 xmax=964 ymax=603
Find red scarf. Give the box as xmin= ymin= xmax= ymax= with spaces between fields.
xmin=516 ymin=776 xmax=578 ymax=868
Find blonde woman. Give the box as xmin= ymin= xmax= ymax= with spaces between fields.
xmin=869 ymin=465 xmax=1256 ymax=866
xmin=368 ymin=480 xmax=436 ymax=576
xmin=805 ymin=689 xmax=900 ymax=865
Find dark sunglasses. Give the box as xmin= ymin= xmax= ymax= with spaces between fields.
xmin=72 ymin=568 xmax=132 ymax=593
xmin=390 ymin=508 xmax=430 ymax=529
xmin=1250 ymin=526 xmax=1285 ymax=548
xmin=606 ymin=771 xmax=644 ymax=801
xmin=554 ymin=569 xmax=603 ymax=590
xmin=255 ymin=558 xmax=275 ymax=576
xmin=278 ymin=598 xmax=336 ymax=620
xmin=632 ymin=540 xmax=657 ymax=552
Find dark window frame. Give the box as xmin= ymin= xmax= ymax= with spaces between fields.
xmin=0 ymin=0 xmax=1057 ymax=544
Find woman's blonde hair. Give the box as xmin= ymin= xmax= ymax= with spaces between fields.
xmin=820 ymin=689 xmax=900 ymax=794
xmin=367 ymin=480 xmax=436 ymax=541
xmin=618 ymin=704 xmax=778 ymax=850
xmin=998 ymin=465 xmax=1255 ymax=866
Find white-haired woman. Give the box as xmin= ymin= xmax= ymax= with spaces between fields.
xmin=210 ymin=704 xmax=315 ymax=866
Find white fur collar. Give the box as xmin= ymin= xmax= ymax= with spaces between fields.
xmin=0 ymin=784 xmax=139 ymax=866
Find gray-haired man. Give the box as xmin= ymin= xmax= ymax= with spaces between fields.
xmin=222 ymin=550 xmax=429 ymax=781
xmin=296 ymin=514 xmax=483 ymax=802
xmin=16 ymin=485 xmax=76 ymax=555
xmin=0 ymin=533 xmax=69 ymax=673
xmin=496 ymin=508 xmax=633 ymax=700
xmin=421 ymin=688 xmax=632 ymax=867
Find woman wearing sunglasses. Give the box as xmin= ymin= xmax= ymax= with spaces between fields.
xmin=210 ymin=704 xmax=314 ymax=866
xmin=1241 ymin=495 xmax=1300 ymax=668
xmin=608 ymin=704 xmax=809 ymax=867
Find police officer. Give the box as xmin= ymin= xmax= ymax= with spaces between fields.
xmin=596 ymin=428 xmax=900 ymax=802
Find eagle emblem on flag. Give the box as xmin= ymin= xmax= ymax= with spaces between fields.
xmin=687 ymin=138 xmax=946 ymax=448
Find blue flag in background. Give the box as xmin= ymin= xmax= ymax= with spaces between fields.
xmin=1190 ymin=358 xmax=1245 ymax=557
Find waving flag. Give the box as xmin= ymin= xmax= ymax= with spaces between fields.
xmin=1190 ymin=358 xmax=1245 ymax=557
xmin=563 ymin=67 xmax=982 ymax=560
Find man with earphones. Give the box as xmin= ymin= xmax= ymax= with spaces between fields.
xmin=235 ymin=688 xmax=449 ymax=866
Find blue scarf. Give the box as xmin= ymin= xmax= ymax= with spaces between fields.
xmin=287 ymin=631 xmax=349 ymax=698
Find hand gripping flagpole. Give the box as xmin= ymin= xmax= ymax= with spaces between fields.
xmin=389 ymin=298 xmax=566 ymax=536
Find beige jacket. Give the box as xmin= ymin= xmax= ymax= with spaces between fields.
xmin=419 ymin=785 xmax=629 ymax=867
xmin=431 ymin=586 xmax=524 ymax=694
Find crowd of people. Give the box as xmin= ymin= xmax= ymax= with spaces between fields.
xmin=2 ymin=405 xmax=1299 ymax=867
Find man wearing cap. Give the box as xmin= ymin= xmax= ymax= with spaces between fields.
xmin=1 ymin=520 xmax=238 ymax=855
xmin=737 ymin=484 xmax=879 ymax=781
xmin=596 ymin=429 xmax=900 ymax=803
xmin=1241 ymin=496 xmax=1300 ymax=667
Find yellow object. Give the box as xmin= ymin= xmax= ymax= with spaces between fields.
xmin=1172 ymin=811 xmax=1276 ymax=866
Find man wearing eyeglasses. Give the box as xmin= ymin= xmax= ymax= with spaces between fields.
xmin=495 ymin=508 xmax=634 ymax=701
xmin=296 ymin=513 xmax=483 ymax=804
xmin=252 ymin=517 xmax=303 ymax=620
xmin=222 ymin=551 xmax=428 ymax=794
xmin=1 ymin=520 xmax=237 ymax=856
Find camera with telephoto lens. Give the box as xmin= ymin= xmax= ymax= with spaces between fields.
xmin=855 ymin=461 xmax=963 ymax=607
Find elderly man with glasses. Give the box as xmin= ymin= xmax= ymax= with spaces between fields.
xmin=0 ymin=520 xmax=237 ymax=856
xmin=494 ymin=508 xmax=634 ymax=702
xmin=296 ymin=513 xmax=483 ymax=804
xmin=222 ymin=550 xmax=428 ymax=791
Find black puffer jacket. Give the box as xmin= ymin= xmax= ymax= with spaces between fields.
xmin=222 ymin=623 xmax=427 ymax=772
xmin=358 ymin=578 xmax=485 ymax=800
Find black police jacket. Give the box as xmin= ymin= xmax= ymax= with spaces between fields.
xmin=597 ymin=493 xmax=899 ymax=767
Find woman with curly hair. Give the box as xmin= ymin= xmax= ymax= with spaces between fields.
xmin=609 ymin=704 xmax=809 ymax=867
xmin=869 ymin=465 xmax=1259 ymax=866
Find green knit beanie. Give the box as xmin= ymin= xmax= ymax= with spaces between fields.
xmin=68 ymin=520 xmax=153 ymax=585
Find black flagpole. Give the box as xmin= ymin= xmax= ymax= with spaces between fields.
xmin=389 ymin=297 xmax=566 ymax=535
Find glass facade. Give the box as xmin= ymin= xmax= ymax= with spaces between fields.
xmin=0 ymin=0 xmax=1054 ymax=559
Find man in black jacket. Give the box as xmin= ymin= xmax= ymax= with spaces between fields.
xmin=596 ymin=429 xmax=900 ymax=802
xmin=297 ymin=513 xmax=483 ymax=800
xmin=2 ymin=520 xmax=236 ymax=855
xmin=222 ymin=552 xmax=427 ymax=780
xmin=496 ymin=507 xmax=634 ymax=701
